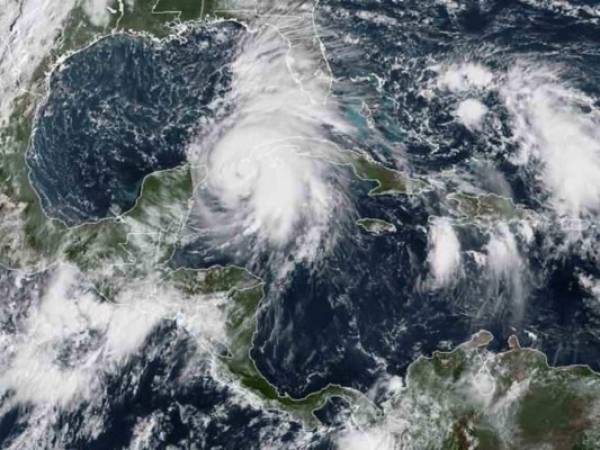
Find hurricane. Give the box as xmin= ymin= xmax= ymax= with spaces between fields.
xmin=181 ymin=6 xmax=355 ymax=273
xmin=3 ymin=0 xmax=600 ymax=448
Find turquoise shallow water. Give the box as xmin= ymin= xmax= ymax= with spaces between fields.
xmin=3 ymin=0 xmax=600 ymax=448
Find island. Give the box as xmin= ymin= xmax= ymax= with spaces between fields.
xmin=356 ymin=217 xmax=397 ymax=235
xmin=386 ymin=331 xmax=600 ymax=449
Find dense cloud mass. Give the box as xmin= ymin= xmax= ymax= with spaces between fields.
xmin=2 ymin=0 xmax=600 ymax=448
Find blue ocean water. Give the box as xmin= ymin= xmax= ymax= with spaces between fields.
xmin=28 ymin=22 xmax=240 ymax=224
xmin=4 ymin=0 xmax=600 ymax=448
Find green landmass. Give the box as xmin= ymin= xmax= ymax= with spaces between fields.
xmin=1 ymin=4 xmax=380 ymax=427
xmin=169 ymin=265 xmax=379 ymax=428
xmin=448 ymin=192 xmax=521 ymax=222
xmin=0 ymin=0 xmax=220 ymax=270
xmin=63 ymin=164 xmax=195 ymax=272
xmin=0 ymin=159 xmax=194 ymax=272
xmin=113 ymin=0 xmax=219 ymax=36
xmin=3 ymin=3 xmax=595 ymax=442
xmin=154 ymin=0 xmax=217 ymax=21
xmin=344 ymin=153 xmax=526 ymax=223
xmin=167 ymin=264 xmax=257 ymax=295
xmin=356 ymin=217 xmax=397 ymax=235
xmin=385 ymin=331 xmax=600 ymax=449
xmin=349 ymin=154 xmax=413 ymax=195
